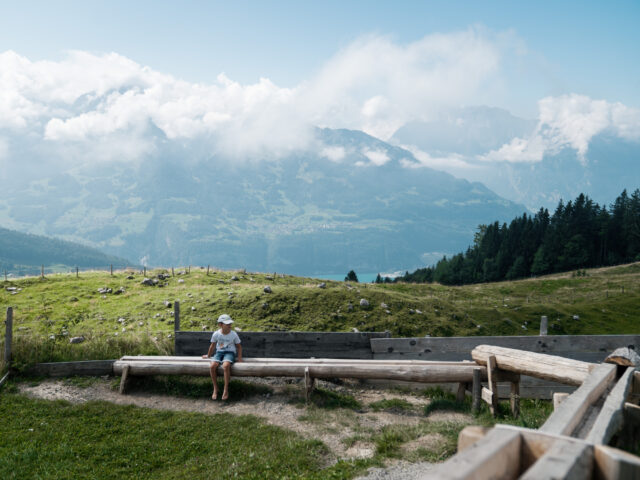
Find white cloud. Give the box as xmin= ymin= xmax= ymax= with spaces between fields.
xmin=320 ymin=145 xmax=346 ymax=162
xmin=482 ymin=94 xmax=640 ymax=163
xmin=362 ymin=149 xmax=390 ymax=166
xmin=401 ymin=145 xmax=477 ymax=170
xmin=0 ymin=28 xmax=509 ymax=165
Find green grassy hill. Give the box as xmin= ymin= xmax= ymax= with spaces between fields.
xmin=2 ymin=262 xmax=639 ymax=368
xmin=0 ymin=226 xmax=133 ymax=276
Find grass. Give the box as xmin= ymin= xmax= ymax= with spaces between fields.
xmin=368 ymin=398 xmax=414 ymax=413
xmin=0 ymin=387 xmax=370 ymax=480
xmin=2 ymin=262 xmax=640 ymax=367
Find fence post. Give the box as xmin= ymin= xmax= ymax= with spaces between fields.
xmin=110 ymin=264 xmax=113 ymax=276
xmin=76 ymin=266 xmax=79 ymax=278
xmin=472 ymin=367 xmax=482 ymax=413
xmin=207 ymin=265 xmax=210 ymax=275
xmin=41 ymin=265 xmax=44 ymax=278
xmin=172 ymin=267 xmax=175 ymax=277
xmin=540 ymin=316 xmax=548 ymax=336
xmin=174 ymin=301 xmax=180 ymax=332
xmin=5 ymin=307 xmax=12 ymax=366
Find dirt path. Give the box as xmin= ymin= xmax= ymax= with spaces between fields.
xmin=18 ymin=377 xmax=470 ymax=468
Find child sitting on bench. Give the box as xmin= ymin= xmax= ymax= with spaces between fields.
xmin=202 ymin=314 xmax=243 ymax=400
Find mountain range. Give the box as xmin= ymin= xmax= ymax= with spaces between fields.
xmin=1 ymin=127 xmax=526 ymax=275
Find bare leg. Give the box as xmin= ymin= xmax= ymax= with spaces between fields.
xmin=210 ymin=362 xmax=220 ymax=399
xmin=222 ymin=361 xmax=231 ymax=400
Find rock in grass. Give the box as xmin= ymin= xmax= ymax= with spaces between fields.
xmin=318 ymin=282 xmax=326 ymax=289
xmin=263 ymin=285 xmax=272 ymax=293
xmin=359 ymin=299 xmax=369 ymax=307
xmin=141 ymin=278 xmax=156 ymax=286
xmin=231 ymin=276 xmax=239 ymax=281
xmin=69 ymin=336 xmax=85 ymax=344
xmin=178 ymin=279 xmax=185 ymax=284
xmin=380 ymin=302 xmax=388 ymax=309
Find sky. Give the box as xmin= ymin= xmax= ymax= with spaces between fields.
xmin=1 ymin=0 xmax=639 ymax=174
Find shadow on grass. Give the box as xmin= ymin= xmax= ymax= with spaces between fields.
xmin=117 ymin=375 xmax=272 ymax=401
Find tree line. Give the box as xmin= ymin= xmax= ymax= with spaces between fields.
xmin=378 ymin=189 xmax=640 ymax=286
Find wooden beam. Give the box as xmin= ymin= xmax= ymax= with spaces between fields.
xmin=457 ymin=425 xmax=490 ymax=452
xmin=421 ymin=427 xmax=522 ymax=479
xmin=113 ymin=360 xmax=485 ymax=383
xmin=520 ymin=441 xmax=594 ymax=480
xmin=605 ymin=347 xmax=640 ymax=367
xmin=481 ymin=387 xmax=494 ymax=406
xmin=456 ymin=382 xmax=466 ymax=403
xmin=593 ymin=444 xmax=640 ymax=480
xmin=472 ymin=344 xmax=594 ymax=386
xmin=585 ymin=366 xmax=636 ymax=445
xmin=540 ymin=363 xmax=617 ymax=436
xmin=510 ymin=378 xmax=520 ymax=418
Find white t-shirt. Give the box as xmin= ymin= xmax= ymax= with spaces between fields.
xmin=210 ymin=329 xmax=241 ymax=353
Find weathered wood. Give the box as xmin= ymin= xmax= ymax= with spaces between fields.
xmin=119 ymin=355 xmax=471 ymax=366
xmin=119 ymin=364 xmax=130 ymax=394
xmin=586 ymin=366 xmax=636 ymax=445
xmin=5 ymin=307 xmax=12 ymax=365
xmin=605 ymin=347 xmax=640 ymax=367
xmin=520 ymin=441 xmax=594 ymax=480
xmin=176 ymin=331 xmax=391 ymax=358
xmin=371 ymin=335 xmax=640 ymax=357
xmin=487 ymin=355 xmax=498 ymax=415
xmin=457 ymin=425 xmax=490 ymax=452
xmin=539 ymin=316 xmax=548 ymax=336
xmin=472 ymin=367 xmax=482 ymax=413
xmin=113 ymin=360 xmax=483 ymax=383
xmin=540 ymin=363 xmax=617 ymax=436
xmin=472 ymin=344 xmax=594 ymax=386
xmin=422 ymin=427 xmax=521 ymax=479
xmin=304 ymin=366 xmax=315 ymax=402
xmin=481 ymin=387 xmax=494 ymax=406
xmin=625 ymin=402 xmax=640 ymax=424
xmin=594 ymin=444 xmax=640 ymax=480
xmin=554 ymin=392 xmax=570 ymax=410
xmin=510 ymin=378 xmax=520 ymax=418
xmin=30 ymin=360 xmax=115 ymax=377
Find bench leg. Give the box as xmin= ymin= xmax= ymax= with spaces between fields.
xmin=304 ymin=366 xmax=316 ymax=403
xmin=119 ymin=364 xmax=130 ymax=395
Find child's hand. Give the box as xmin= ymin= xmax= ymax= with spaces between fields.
xmin=202 ymin=354 xmax=209 ymax=359
xmin=237 ymin=357 xmax=243 ymax=363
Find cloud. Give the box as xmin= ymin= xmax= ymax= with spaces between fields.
xmin=482 ymin=94 xmax=640 ymax=163
xmin=320 ymin=145 xmax=346 ymax=162
xmin=361 ymin=148 xmax=390 ymax=166
xmin=0 ymin=28 xmax=509 ymax=165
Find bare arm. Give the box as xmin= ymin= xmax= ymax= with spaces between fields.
xmin=236 ymin=343 xmax=243 ymax=362
xmin=202 ymin=342 xmax=216 ymax=359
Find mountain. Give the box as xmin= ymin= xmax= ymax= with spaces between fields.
xmin=0 ymin=128 xmax=527 ymax=275
xmin=0 ymin=226 xmax=132 ymax=276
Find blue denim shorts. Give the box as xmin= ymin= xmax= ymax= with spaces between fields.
xmin=211 ymin=351 xmax=236 ymax=364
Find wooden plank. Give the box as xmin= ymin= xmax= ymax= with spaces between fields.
xmin=30 ymin=360 xmax=115 ymax=377
xmin=540 ymin=363 xmax=617 ymax=436
xmin=457 ymin=425 xmax=490 ymax=452
xmin=586 ymin=366 xmax=636 ymax=445
xmin=481 ymin=387 xmax=493 ymax=406
xmin=456 ymin=382 xmax=466 ymax=403
xmin=520 ymin=441 xmax=594 ymax=480
xmin=176 ymin=331 xmax=390 ymax=358
xmin=594 ymin=444 xmax=640 ymax=480
xmin=375 ymin=350 xmax=620 ymax=364
xmin=371 ymin=335 xmax=640 ymax=356
xmin=113 ymin=360 xmax=485 ymax=383
xmin=472 ymin=344 xmax=594 ymax=386
xmin=421 ymin=427 xmax=522 ymax=479
xmin=554 ymin=392 xmax=570 ymax=410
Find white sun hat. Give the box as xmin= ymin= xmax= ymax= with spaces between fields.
xmin=217 ymin=314 xmax=234 ymax=324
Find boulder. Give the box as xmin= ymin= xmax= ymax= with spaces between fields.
xmin=69 ymin=336 xmax=85 ymax=344
xmin=263 ymin=286 xmax=272 ymax=293
xmin=318 ymin=282 xmax=326 ymax=289
xmin=141 ymin=278 xmax=155 ymax=286
xmin=359 ymin=299 xmax=369 ymax=307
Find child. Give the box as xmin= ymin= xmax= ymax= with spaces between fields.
xmin=202 ymin=314 xmax=243 ymax=400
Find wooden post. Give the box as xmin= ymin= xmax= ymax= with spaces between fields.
xmin=487 ymin=355 xmax=498 ymax=416
xmin=207 ymin=265 xmax=210 ymax=275
xmin=472 ymin=367 xmax=482 ymax=413
xmin=456 ymin=382 xmax=466 ymax=403
xmin=41 ymin=265 xmax=44 ymax=278
xmin=553 ymin=392 xmax=569 ymax=410
xmin=5 ymin=307 xmax=13 ymax=366
xmin=304 ymin=366 xmax=315 ymax=402
xmin=172 ymin=267 xmax=175 ymax=277
xmin=174 ymin=301 xmax=180 ymax=332
xmin=5 ymin=269 xmax=7 ymax=281
xmin=76 ymin=266 xmax=79 ymax=278
xmin=119 ymin=364 xmax=130 ymax=394
xmin=510 ymin=375 xmax=520 ymax=418
xmin=143 ymin=266 xmax=146 ymax=277
xmin=540 ymin=316 xmax=548 ymax=336
xmin=188 ymin=265 xmax=191 ymax=274
xmin=110 ymin=264 xmax=113 ymax=276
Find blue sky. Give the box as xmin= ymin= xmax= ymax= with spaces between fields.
xmin=1 ymin=0 xmax=639 ymax=114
